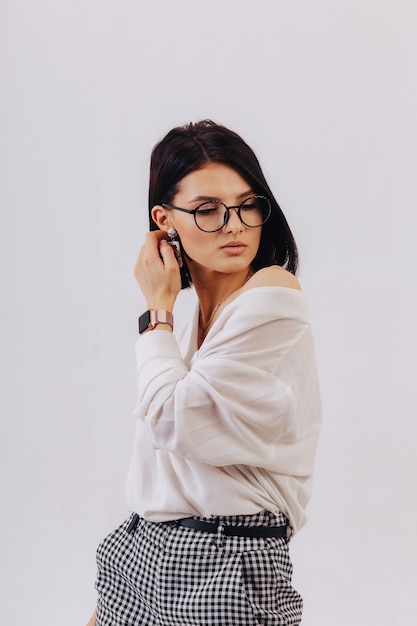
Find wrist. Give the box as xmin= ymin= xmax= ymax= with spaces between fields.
xmin=138 ymin=309 xmax=174 ymax=334
xmin=146 ymin=300 xmax=175 ymax=312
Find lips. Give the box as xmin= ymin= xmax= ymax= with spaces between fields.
xmin=221 ymin=241 xmax=246 ymax=249
xmin=221 ymin=241 xmax=247 ymax=255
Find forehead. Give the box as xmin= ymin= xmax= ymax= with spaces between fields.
xmin=175 ymin=162 xmax=252 ymax=201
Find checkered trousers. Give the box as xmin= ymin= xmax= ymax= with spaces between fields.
xmin=95 ymin=510 xmax=303 ymax=625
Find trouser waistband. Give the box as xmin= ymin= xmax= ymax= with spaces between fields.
xmin=176 ymin=517 xmax=289 ymax=538
xmin=126 ymin=512 xmax=292 ymax=540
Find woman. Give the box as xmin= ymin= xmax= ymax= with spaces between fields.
xmin=89 ymin=120 xmax=321 ymax=625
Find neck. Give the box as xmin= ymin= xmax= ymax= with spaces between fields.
xmin=193 ymin=268 xmax=252 ymax=331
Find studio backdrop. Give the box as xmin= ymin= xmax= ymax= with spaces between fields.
xmin=0 ymin=1 xmax=416 ymax=624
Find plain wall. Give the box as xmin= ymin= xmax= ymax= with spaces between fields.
xmin=1 ymin=1 xmax=416 ymax=624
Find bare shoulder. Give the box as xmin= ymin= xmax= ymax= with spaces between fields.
xmin=247 ymin=265 xmax=302 ymax=291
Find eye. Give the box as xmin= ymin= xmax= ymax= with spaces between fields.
xmin=196 ymin=201 xmax=222 ymax=215
xmin=241 ymin=198 xmax=259 ymax=210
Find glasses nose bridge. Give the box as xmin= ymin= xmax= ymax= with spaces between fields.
xmin=223 ymin=203 xmax=243 ymax=226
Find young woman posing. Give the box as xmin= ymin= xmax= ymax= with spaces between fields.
xmin=88 ymin=120 xmax=321 ymax=626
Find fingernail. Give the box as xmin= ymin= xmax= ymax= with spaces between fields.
xmin=160 ymin=239 xmax=167 ymax=246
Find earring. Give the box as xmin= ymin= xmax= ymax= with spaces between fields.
xmin=166 ymin=228 xmax=183 ymax=267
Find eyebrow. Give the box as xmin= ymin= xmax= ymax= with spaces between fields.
xmin=187 ymin=190 xmax=254 ymax=204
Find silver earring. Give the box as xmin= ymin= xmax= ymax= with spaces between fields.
xmin=167 ymin=228 xmax=183 ymax=267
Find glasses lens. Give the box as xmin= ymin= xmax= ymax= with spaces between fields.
xmin=195 ymin=201 xmax=225 ymax=232
xmin=240 ymin=196 xmax=271 ymax=227
xmin=194 ymin=196 xmax=271 ymax=232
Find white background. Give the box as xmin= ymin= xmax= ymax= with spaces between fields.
xmin=1 ymin=1 xmax=416 ymax=624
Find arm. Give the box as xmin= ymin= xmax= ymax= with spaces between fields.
xmin=133 ymin=287 xmax=311 ymax=468
xmin=133 ymin=230 xmax=182 ymax=329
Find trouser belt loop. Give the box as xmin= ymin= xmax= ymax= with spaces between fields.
xmin=216 ymin=521 xmax=225 ymax=548
xmin=126 ymin=513 xmax=140 ymax=535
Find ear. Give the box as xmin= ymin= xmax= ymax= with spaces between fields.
xmin=151 ymin=205 xmax=171 ymax=231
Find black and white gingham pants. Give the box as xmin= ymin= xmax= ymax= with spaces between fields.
xmin=95 ymin=510 xmax=303 ymax=625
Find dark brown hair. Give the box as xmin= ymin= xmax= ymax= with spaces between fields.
xmin=149 ymin=120 xmax=298 ymax=288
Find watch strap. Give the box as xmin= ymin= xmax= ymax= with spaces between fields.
xmin=138 ymin=309 xmax=173 ymax=334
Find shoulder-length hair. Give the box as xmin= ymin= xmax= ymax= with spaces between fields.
xmin=148 ymin=120 xmax=298 ymax=289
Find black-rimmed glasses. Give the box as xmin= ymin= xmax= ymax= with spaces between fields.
xmin=161 ymin=195 xmax=271 ymax=233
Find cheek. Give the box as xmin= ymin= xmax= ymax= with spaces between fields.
xmin=180 ymin=235 xmax=211 ymax=261
xmin=248 ymin=230 xmax=262 ymax=256
xmin=175 ymin=224 xmax=209 ymax=259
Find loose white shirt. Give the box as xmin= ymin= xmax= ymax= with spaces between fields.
xmin=126 ymin=286 xmax=321 ymax=533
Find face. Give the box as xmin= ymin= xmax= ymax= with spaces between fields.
xmin=155 ymin=162 xmax=263 ymax=279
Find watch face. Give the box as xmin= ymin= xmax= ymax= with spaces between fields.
xmin=138 ymin=311 xmax=151 ymax=334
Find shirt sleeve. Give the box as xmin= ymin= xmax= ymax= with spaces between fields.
xmin=132 ymin=287 xmax=312 ymax=468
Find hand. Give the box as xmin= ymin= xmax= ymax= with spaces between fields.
xmin=134 ymin=230 xmax=182 ymax=311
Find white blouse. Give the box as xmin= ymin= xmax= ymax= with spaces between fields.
xmin=126 ymin=286 xmax=322 ymax=533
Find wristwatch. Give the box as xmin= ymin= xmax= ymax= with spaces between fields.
xmin=138 ymin=309 xmax=174 ymax=334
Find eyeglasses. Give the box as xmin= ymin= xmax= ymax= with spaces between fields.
xmin=161 ymin=195 xmax=271 ymax=233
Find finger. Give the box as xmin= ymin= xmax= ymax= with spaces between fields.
xmin=145 ymin=230 xmax=168 ymax=248
xmin=140 ymin=231 xmax=170 ymax=262
xmin=134 ymin=243 xmax=147 ymax=274
xmin=138 ymin=233 xmax=163 ymax=263
xmin=159 ymin=238 xmax=178 ymax=269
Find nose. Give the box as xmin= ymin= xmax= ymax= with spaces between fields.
xmin=224 ymin=207 xmax=244 ymax=233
